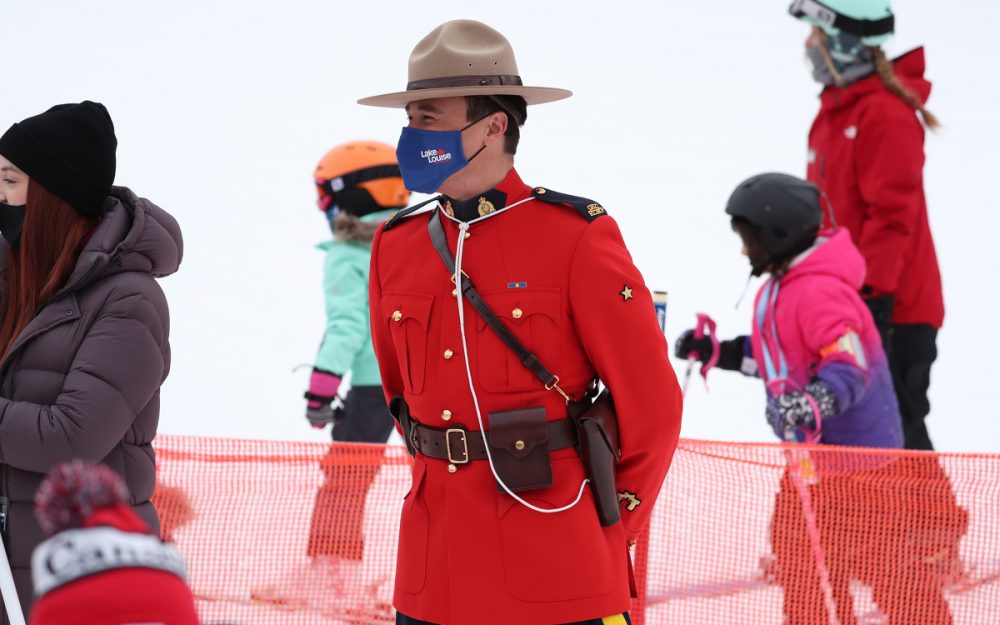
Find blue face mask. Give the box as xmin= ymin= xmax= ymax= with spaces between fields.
xmin=395 ymin=119 xmax=486 ymax=193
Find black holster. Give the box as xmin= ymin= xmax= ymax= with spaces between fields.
xmin=389 ymin=396 xmax=417 ymax=457
xmin=568 ymin=390 xmax=622 ymax=527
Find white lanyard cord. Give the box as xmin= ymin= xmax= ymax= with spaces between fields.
xmin=451 ymin=204 xmax=588 ymax=515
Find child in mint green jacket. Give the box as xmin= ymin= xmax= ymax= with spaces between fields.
xmin=306 ymin=213 xmax=396 ymax=438
xmin=302 ymin=141 xmax=410 ymax=439
xmin=254 ymin=141 xmax=409 ymax=614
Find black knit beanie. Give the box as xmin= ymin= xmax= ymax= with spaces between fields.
xmin=0 ymin=101 xmax=117 ymax=218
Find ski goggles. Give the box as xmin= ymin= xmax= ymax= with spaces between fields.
xmin=316 ymin=163 xmax=402 ymax=212
xmin=788 ymin=0 xmax=894 ymax=39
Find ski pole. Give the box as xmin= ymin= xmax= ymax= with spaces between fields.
xmin=0 ymin=503 xmax=27 ymax=625
xmin=681 ymin=359 xmax=697 ymax=396
xmin=774 ymin=386 xmax=837 ymax=625
xmin=783 ymin=431 xmax=840 ymax=625
xmin=682 ymin=313 xmax=719 ymax=396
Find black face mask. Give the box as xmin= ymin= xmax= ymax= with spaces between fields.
xmin=0 ymin=202 xmax=26 ymax=248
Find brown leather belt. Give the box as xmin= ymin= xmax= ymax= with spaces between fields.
xmin=411 ymin=418 xmax=578 ymax=465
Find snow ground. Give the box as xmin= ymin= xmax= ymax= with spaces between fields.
xmin=5 ymin=1 xmax=999 ymax=451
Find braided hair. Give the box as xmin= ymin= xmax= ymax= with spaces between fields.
xmin=871 ymin=47 xmax=941 ymax=130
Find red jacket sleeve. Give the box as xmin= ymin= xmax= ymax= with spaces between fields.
xmin=567 ymin=216 xmax=683 ymax=543
xmin=855 ymin=106 xmax=926 ymax=294
xmin=369 ymin=225 xmax=406 ymax=406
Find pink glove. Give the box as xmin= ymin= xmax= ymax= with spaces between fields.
xmin=304 ymin=369 xmax=342 ymax=429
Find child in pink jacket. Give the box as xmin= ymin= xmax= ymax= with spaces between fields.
xmin=676 ymin=173 xmax=958 ymax=625
xmin=679 ymin=173 xmax=901 ymax=448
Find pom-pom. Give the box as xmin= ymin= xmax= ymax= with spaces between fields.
xmin=34 ymin=460 xmax=129 ymax=536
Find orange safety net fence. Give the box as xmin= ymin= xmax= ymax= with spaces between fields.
xmin=151 ymin=436 xmax=1000 ymax=625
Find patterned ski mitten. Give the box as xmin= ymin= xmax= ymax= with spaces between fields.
xmin=765 ymin=380 xmax=838 ymax=438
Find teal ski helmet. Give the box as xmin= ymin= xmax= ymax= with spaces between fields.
xmin=789 ymin=0 xmax=894 ymax=46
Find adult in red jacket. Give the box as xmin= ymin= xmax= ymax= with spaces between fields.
xmin=359 ymin=20 xmax=682 ymax=625
xmin=792 ymin=0 xmax=944 ymax=450
xmin=790 ymin=3 xmax=967 ymax=605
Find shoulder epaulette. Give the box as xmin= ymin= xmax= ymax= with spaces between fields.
xmin=383 ymin=196 xmax=443 ymax=231
xmin=531 ymin=187 xmax=608 ymax=222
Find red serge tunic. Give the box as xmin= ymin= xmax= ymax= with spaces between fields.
xmin=806 ymin=48 xmax=944 ymax=328
xmin=369 ymin=168 xmax=682 ymax=625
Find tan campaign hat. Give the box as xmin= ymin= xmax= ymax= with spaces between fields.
xmin=358 ymin=19 xmax=572 ymax=108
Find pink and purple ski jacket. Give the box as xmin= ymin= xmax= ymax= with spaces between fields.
xmin=749 ymin=228 xmax=903 ymax=449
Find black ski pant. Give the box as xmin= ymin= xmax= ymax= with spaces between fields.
xmin=885 ymin=324 xmax=969 ymax=593
xmin=307 ymin=385 xmax=395 ymax=560
xmin=887 ymin=323 xmax=937 ymax=451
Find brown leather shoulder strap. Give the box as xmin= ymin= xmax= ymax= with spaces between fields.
xmin=427 ymin=209 xmax=559 ymax=390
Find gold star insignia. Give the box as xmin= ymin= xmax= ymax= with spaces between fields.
xmin=620 ymin=285 xmax=633 ymax=302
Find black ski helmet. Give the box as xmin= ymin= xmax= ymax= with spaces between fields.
xmin=725 ymin=172 xmax=823 ymax=276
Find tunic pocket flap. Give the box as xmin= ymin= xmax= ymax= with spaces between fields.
xmin=477 ymin=287 xmax=561 ymax=329
xmin=382 ymin=291 xmax=434 ymax=329
xmin=488 ymin=407 xmax=549 ymax=457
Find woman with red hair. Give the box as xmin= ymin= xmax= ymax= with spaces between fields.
xmin=0 ymin=101 xmax=181 ymax=619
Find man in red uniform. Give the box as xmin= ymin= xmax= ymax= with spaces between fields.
xmin=358 ymin=19 xmax=682 ymax=625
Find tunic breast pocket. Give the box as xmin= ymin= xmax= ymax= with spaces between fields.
xmin=476 ymin=287 xmax=561 ymax=393
xmin=382 ymin=291 xmax=434 ymax=396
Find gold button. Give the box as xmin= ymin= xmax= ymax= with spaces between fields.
xmin=535 ymin=187 xmax=546 ymax=194
xmin=441 ymin=410 xmax=453 ymax=421
xmin=391 ymin=310 xmax=402 ymax=322
xmin=452 ymin=288 xmax=458 ymax=298
xmin=514 ymin=440 xmax=526 ymax=451
xmin=444 ymin=349 xmax=454 ymax=360
xmin=463 ymin=230 xmax=471 ymax=239
xmin=448 ymin=464 xmax=457 ymax=473
xmin=512 ymin=308 xmax=523 ymax=319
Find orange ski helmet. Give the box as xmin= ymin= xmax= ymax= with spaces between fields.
xmin=314 ymin=140 xmax=410 ymax=217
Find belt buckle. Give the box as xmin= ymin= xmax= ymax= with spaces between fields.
xmin=445 ymin=428 xmax=469 ymax=465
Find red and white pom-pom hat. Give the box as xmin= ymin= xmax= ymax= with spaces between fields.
xmin=30 ymin=461 xmax=200 ymax=625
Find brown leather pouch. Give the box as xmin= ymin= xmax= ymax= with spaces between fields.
xmin=488 ymin=407 xmax=553 ymax=492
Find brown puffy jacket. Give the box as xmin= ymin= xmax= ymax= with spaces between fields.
xmin=0 ymin=187 xmax=181 ymax=618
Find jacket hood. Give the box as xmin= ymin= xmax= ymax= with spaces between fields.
xmin=819 ymin=47 xmax=931 ymax=112
xmin=782 ymin=227 xmax=865 ymax=291
xmin=62 ymin=186 xmax=183 ymax=293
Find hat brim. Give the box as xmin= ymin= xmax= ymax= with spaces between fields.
xmin=358 ymin=85 xmax=572 ymax=108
